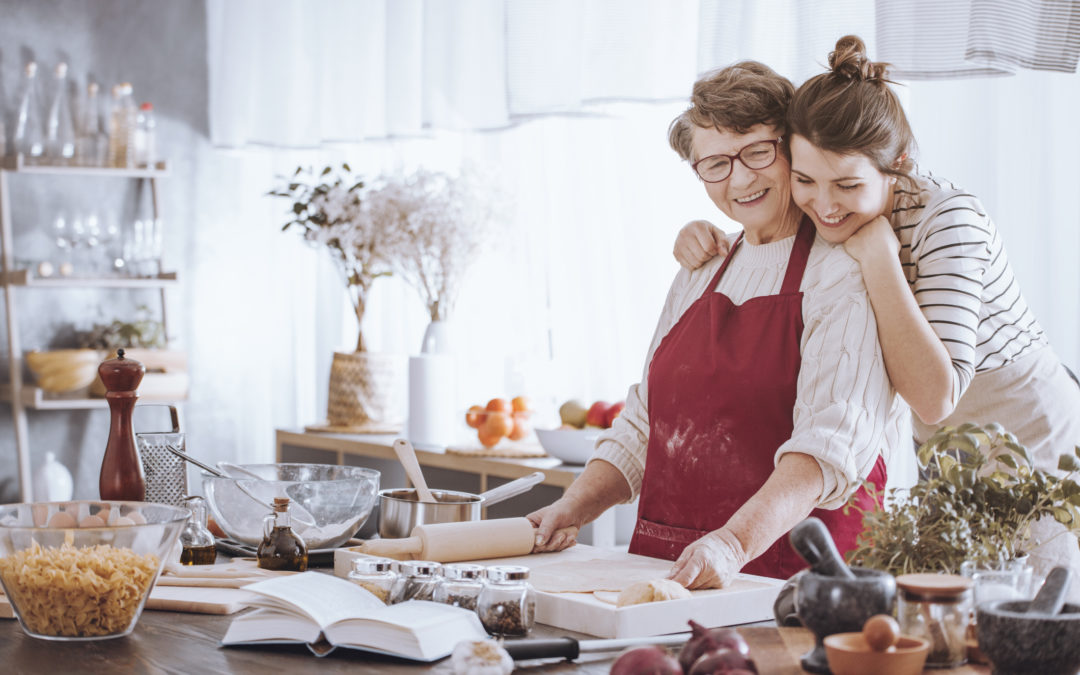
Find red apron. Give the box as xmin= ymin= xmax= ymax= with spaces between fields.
xmin=628 ymin=217 xmax=886 ymax=579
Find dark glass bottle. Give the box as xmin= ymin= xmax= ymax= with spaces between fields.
xmin=257 ymin=497 xmax=308 ymax=571
xmin=98 ymin=348 xmax=146 ymax=501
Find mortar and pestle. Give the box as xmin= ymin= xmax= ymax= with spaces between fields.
xmin=977 ymin=566 xmax=1080 ymax=675
xmin=791 ymin=517 xmax=897 ymax=674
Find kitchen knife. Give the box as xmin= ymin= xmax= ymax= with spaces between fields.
xmin=501 ymin=632 xmax=691 ymax=661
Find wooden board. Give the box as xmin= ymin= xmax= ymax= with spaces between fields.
xmin=334 ymin=543 xmax=782 ymax=639
xmin=144 ymin=586 xmax=255 ymax=615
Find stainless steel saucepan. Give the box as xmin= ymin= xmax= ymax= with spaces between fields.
xmin=377 ymin=471 xmax=546 ymax=538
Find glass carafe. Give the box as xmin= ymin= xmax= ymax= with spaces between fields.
xmin=179 ymin=495 xmax=216 ymax=565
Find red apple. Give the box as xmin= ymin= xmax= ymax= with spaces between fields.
xmin=604 ymin=401 xmax=626 ymax=428
xmin=585 ymin=400 xmax=609 ymax=427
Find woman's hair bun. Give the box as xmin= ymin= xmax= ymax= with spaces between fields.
xmin=828 ymin=35 xmax=889 ymax=82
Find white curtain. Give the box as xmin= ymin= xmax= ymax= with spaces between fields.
xmin=199 ymin=1 xmax=1080 ymax=465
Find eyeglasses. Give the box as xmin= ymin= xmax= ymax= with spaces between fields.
xmin=691 ymin=138 xmax=782 ymax=183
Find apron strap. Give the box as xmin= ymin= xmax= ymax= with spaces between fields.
xmin=705 ymin=232 xmax=742 ymax=294
xmin=780 ymin=216 xmax=816 ymax=295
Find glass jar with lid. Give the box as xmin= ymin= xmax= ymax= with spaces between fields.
xmin=434 ymin=563 xmax=485 ymax=611
xmin=393 ymin=560 xmax=443 ymax=603
xmin=347 ymin=557 xmax=399 ymax=605
xmin=896 ymin=573 xmax=973 ymax=668
xmin=478 ymin=565 xmax=535 ymax=637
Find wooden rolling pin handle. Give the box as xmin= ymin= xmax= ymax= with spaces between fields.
xmin=414 ymin=517 xmax=537 ymax=562
xmin=353 ymin=536 xmax=423 ymax=560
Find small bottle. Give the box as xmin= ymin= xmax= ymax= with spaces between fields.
xmin=434 ymin=563 xmax=485 ymax=611
xmin=133 ymin=102 xmax=156 ymax=168
xmin=76 ymin=82 xmax=107 ymax=166
xmin=896 ymin=573 xmax=972 ymax=668
xmin=107 ymin=82 xmax=136 ymax=168
xmin=45 ymin=62 xmax=76 ymax=163
xmin=179 ymin=495 xmax=217 ymax=565
xmin=257 ymin=497 xmax=308 ymax=571
xmin=32 ymin=451 xmax=74 ymax=501
xmin=347 ymin=557 xmax=398 ymax=604
xmin=13 ymin=62 xmax=45 ymax=161
xmin=478 ymin=565 xmax=535 ymax=637
xmin=392 ymin=560 xmax=443 ymax=603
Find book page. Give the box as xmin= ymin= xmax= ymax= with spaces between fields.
xmin=221 ymin=608 xmax=322 ymax=645
xmin=324 ymin=601 xmax=487 ymax=661
xmin=242 ymin=572 xmax=383 ymax=628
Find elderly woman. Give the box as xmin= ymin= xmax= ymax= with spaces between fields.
xmin=673 ymin=36 xmax=1080 ymax=583
xmin=527 ymin=62 xmax=906 ymax=587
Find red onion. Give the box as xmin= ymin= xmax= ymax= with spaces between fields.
xmin=609 ymin=645 xmax=682 ymax=675
xmin=688 ymin=647 xmax=756 ymax=675
xmin=678 ymin=621 xmax=751 ymax=673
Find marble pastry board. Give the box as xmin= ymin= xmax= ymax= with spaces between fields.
xmin=334 ymin=543 xmax=783 ymax=638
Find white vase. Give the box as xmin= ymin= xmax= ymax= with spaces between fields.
xmin=408 ymin=320 xmax=459 ymax=449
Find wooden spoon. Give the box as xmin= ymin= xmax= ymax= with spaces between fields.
xmin=392 ymin=438 xmax=436 ymax=503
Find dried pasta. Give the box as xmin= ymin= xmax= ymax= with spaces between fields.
xmin=0 ymin=542 xmax=159 ymax=637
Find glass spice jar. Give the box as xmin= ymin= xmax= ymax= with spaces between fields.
xmin=896 ymin=573 xmax=973 ymax=668
xmin=478 ymin=565 xmax=535 ymax=637
xmin=434 ymin=563 xmax=485 ymax=611
xmin=348 ymin=557 xmax=399 ymax=605
xmin=393 ymin=560 xmax=443 ymax=603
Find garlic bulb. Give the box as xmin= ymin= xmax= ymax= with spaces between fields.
xmin=450 ymin=639 xmax=514 ymax=675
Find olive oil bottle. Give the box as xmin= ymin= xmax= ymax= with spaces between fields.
xmin=257 ymin=497 xmax=308 ymax=571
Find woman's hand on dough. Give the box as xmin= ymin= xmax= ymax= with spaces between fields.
xmin=674 ymin=220 xmax=728 ymax=270
xmin=843 ymin=215 xmax=899 ymax=265
xmin=526 ymin=499 xmax=582 ymax=553
xmin=667 ymin=528 xmax=748 ymax=589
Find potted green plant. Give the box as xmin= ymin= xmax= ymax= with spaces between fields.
xmin=846 ymin=422 xmax=1080 ymax=575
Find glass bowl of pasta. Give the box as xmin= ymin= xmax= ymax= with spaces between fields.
xmin=0 ymin=500 xmax=189 ymax=640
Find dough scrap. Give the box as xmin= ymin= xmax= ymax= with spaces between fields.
xmin=616 ymin=578 xmax=691 ymax=607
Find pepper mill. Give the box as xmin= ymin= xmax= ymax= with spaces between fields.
xmin=98 ymin=348 xmax=147 ymax=501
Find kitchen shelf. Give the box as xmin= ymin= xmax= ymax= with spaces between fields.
xmin=1 ymin=153 xmax=169 ymax=177
xmin=0 ymin=156 xmax=178 ymax=500
xmin=2 ymin=269 xmax=178 ymax=287
xmin=0 ymin=385 xmax=185 ymax=410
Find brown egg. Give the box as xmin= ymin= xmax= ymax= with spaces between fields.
xmin=126 ymin=510 xmax=147 ymax=525
xmin=79 ymin=515 xmax=106 ymax=528
xmin=862 ymin=614 xmax=900 ymax=652
xmin=114 ymin=516 xmax=135 ymax=526
xmin=31 ymin=504 xmax=49 ymax=526
xmin=47 ymin=511 xmax=77 ymax=528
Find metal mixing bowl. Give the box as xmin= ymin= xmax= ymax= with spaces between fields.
xmin=202 ymin=463 xmax=379 ymax=549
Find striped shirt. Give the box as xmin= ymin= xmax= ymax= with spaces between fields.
xmin=890 ymin=173 xmax=1048 ymax=405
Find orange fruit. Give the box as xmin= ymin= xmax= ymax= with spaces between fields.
xmin=481 ymin=410 xmax=513 ymax=438
xmin=508 ymin=413 xmax=531 ymax=441
xmin=477 ymin=428 xmax=502 ymax=448
xmin=511 ymin=395 xmax=531 ymax=412
xmin=486 ymin=398 xmax=512 ymax=413
xmin=465 ymin=405 xmax=485 ymax=429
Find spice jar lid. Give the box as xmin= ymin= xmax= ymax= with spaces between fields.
xmin=487 ymin=565 xmax=530 ymax=581
xmin=443 ymin=563 xmax=484 ymax=580
xmin=896 ymin=573 xmax=973 ymax=598
xmin=352 ymin=557 xmax=395 ymax=574
xmin=399 ymin=560 xmax=443 ymax=577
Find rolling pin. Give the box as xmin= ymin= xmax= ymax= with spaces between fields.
xmin=353 ymin=517 xmax=536 ymax=562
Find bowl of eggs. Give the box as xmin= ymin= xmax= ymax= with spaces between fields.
xmin=0 ymin=500 xmax=189 ymax=640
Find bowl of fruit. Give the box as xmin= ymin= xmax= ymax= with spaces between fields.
xmin=534 ymin=399 xmax=625 ymax=465
xmin=464 ymin=396 xmax=534 ymax=448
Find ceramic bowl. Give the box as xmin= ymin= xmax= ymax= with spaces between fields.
xmin=534 ymin=428 xmax=600 ymax=464
xmin=977 ymin=599 xmax=1080 ymax=675
xmin=825 ymin=632 xmax=930 ymax=675
xmin=202 ymin=463 xmax=380 ymax=549
xmin=0 ymin=500 xmax=189 ymax=640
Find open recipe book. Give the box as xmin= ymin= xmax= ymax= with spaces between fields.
xmin=221 ymin=572 xmax=487 ymax=661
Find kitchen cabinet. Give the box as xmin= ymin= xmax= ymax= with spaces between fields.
xmin=0 ymin=153 xmax=183 ymax=500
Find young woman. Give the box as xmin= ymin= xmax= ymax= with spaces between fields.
xmin=674 ymin=36 xmax=1080 ymax=583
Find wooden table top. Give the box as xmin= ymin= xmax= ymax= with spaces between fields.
xmin=0 ymin=611 xmax=990 ymax=674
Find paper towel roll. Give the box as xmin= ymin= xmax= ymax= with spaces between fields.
xmin=407 ymin=354 xmax=458 ymax=450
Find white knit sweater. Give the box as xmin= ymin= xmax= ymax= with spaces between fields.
xmin=592 ymin=231 xmax=909 ymax=510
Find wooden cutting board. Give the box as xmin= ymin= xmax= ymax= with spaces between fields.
xmin=334 ymin=543 xmax=783 ymax=639
xmin=0 ymin=585 xmax=255 ymax=618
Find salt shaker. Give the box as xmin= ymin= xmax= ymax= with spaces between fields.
xmin=348 ymin=557 xmax=398 ymax=605
xmin=896 ymin=573 xmax=972 ymax=668
xmin=478 ymin=565 xmax=535 ymax=637
xmin=434 ymin=563 xmax=485 ymax=611
xmin=393 ymin=560 xmax=443 ymax=603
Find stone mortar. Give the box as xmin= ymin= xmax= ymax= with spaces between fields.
xmin=976 ymin=600 xmax=1080 ymax=675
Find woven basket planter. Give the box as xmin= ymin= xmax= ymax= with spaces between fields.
xmin=326 ymin=351 xmax=405 ymax=431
